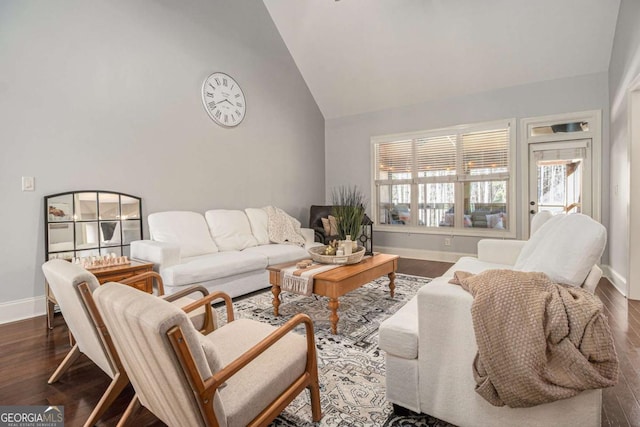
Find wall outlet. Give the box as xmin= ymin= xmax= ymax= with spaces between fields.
xmin=444 ymin=237 xmax=452 ymax=246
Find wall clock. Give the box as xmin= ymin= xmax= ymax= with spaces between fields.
xmin=202 ymin=72 xmax=246 ymax=127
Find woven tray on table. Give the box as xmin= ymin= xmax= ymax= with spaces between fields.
xmin=308 ymin=245 xmax=366 ymax=265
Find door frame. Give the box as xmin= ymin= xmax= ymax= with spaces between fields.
xmin=520 ymin=110 xmax=602 ymax=238
xmin=627 ymin=74 xmax=640 ymax=299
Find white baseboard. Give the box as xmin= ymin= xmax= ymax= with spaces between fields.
xmin=375 ymin=246 xmax=473 ymax=263
xmin=0 ymin=295 xmax=46 ymax=325
xmin=601 ymin=265 xmax=627 ymax=297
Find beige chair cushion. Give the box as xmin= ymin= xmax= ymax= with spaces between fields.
xmin=201 ymin=319 xmax=308 ymax=427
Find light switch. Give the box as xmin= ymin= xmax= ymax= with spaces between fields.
xmin=22 ymin=176 xmax=35 ymax=191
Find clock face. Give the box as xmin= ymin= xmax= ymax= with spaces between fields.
xmin=202 ymin=72 xmax=246 ymax=127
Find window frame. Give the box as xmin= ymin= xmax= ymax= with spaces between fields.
xmin=370 ymin=118 xmax=517 ymax=238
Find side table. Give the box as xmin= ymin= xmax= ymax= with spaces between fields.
xmin=46 ymin=260 xmax=155 ymax=329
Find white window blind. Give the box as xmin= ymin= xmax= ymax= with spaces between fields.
xmin=461 ymin=129 xmax=510 ymax=180
xmin=375 ymin=140 xmax=413 ymax=181
xmin=533 ymin=147 xmax=587 ymax=162
xmin=416 ymin=135 xmax=457 ymax=181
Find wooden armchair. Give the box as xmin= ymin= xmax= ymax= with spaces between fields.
xmin=93 ymin=282 xmax=322 ymax=427
xmin=41 ymin=259 xmax=215 ymax=427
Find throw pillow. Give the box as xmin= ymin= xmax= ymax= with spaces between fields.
xmin=321 ymin=215 xmax=339 ymax=236
xmin=530 ymin=210 xmax=554 ymax=235
xmin=513 ymin=213 xmax=606 ymax=286
xmin=442 ymin=213 xmax=455 ymax=226
xmin=486 ymin=213 xmax=504 ymax=229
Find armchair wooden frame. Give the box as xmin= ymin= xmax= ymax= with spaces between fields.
xmin=120 ymin=291 xmax=322 ymax=427
xmin=120 ymin=271 xmax=216 ymax=334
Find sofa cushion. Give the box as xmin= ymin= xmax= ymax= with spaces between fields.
xmin=379 ymin=296 xmax=419 ymax=359
xmin=514 ymin=213 xmax=606 ymax=286
xmin=242 ymin=244 xmax=308 ymax=265
xmin=160 ymin=251 xmax=267 ymax=287
xmin=205 ymin=210 xmax=258 ymax=251
xmin=245 ymin=208 xmax=270 ymax=245
xmin=148 ymin=211 xmax=218 ymax=258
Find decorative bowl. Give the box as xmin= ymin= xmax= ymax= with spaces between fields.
xmin=308 ymin=245 xmax=366 ymax=265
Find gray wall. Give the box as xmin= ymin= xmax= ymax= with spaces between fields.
xmin=325 ymin=72 xmax=610 ymax=258
xmin=608 ymin=0 xmax=640 ymax=289
xmin=0 ymin=0 xmax=325 ymax=304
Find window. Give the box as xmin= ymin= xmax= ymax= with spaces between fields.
xmin=372 ymin=119 xmax=515 ymax=235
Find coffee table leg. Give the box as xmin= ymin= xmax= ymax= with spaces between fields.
xmin=388 ymin=272 xmax=396 ymax=298
xmin=328 ymin=298 xmax=339 ymax=335
xmin=271 ymin=285 xmax=281 ymax=316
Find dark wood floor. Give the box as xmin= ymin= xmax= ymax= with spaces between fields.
xmin=0 ymin=259 xmax=638 ymax=426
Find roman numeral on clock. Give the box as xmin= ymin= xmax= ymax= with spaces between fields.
xmin=215 ymin=110 xmax=221 ymax=119
xmin=208 ymin=101 xmax=217 ymax=109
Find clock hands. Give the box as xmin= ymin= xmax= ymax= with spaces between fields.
xmin=215 ymin=98 xmax=234 ymax=107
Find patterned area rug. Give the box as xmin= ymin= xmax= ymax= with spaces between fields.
xmin=216 ymin=274 xmax=454 ymax=427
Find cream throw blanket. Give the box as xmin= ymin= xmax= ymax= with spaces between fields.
xmin=264 ymin=206 xmax=306 ymax=246
xmin=450 ymin=269 xmax=619 ymax=408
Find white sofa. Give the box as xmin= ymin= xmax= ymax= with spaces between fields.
xmin=379 ymin=213 xmax=608 ymax=427
xmin=131 ymin=209 xmax=321 ymax=297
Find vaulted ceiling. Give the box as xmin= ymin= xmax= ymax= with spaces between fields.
xmin=263 ymin=0 xmax=620 ymax=119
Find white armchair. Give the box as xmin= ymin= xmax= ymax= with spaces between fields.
xmin=379 ymin=213 xmax=609 ymax=427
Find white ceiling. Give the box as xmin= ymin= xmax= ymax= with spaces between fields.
xmin=263 ymin=0 xmax=620 ymax=120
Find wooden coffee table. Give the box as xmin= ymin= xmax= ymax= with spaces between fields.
xmin=267 ymin=253 xmax=399 ymax=334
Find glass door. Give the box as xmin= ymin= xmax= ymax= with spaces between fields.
xmin=528 ymin=139 xmax=592 ymax=224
